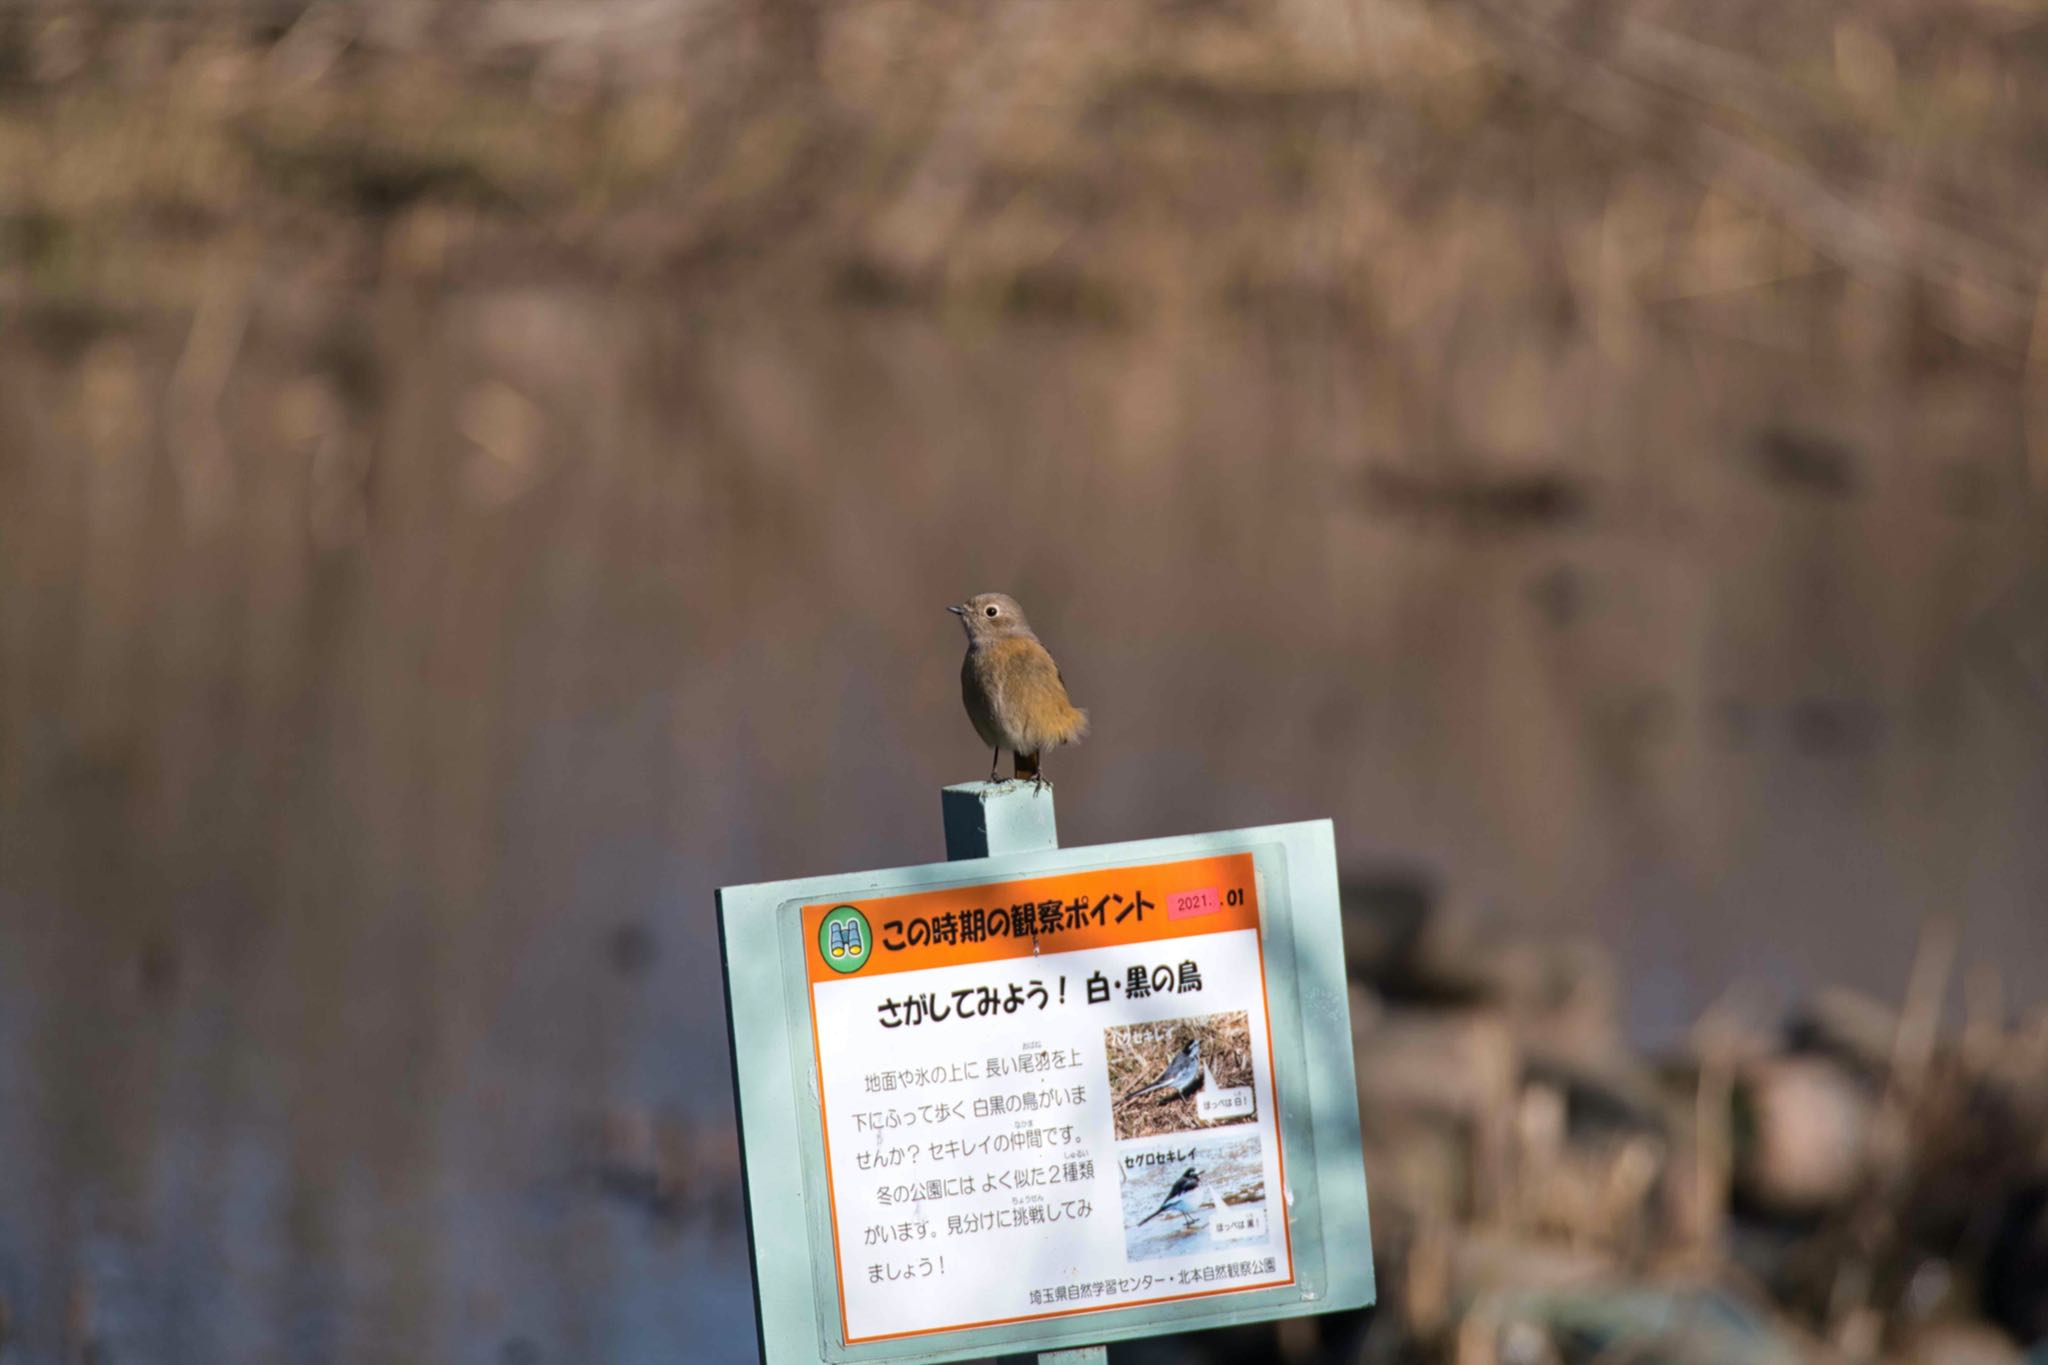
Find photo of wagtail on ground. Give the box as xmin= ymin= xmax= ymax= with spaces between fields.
xmin=1105 ymin=1011 xmax=1255 ymax=1141
xmin=1122 ymin=1038 xmax=1204 ymax=1104
xmin=1119 ymin=1133 xmax=1270 ymax=1263
xmin=1137 ymin=1167 xmax=1206 ymax=1228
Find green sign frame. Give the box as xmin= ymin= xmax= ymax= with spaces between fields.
xmin=718 ymin=817 xmax=1374 ymax=1364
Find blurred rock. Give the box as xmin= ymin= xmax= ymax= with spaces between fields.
xmin=1522 ymin=1049 xmax=1668 ymax=1141
xmin=1341 ymin=876 xmax=2048 ymax=1365
xmin=1338 ymin=870 xmax=1437 ymax=987
xmin=1336 ymin=893 xmax=2048 ymax=1365
xmin=1461 ymin=1279 xmax=1810 ymax=1365
xmin=1513 ymin=1128 xmax=1664 ymax=1251
xmin=1367 ymin=1110 xmax=1484 ymax=1232
xmin=1986 ymin=1181 xmax=2048 ymax=1348
xmin=1788 ymin=987 xmax=1900 ymax=1080
xmin=1341 ymin=874 xmax=1621 ymax=1056
xmin=1450 ymin=1231 xmax=1612 ymax=1306
xmin=1494 ymin=1316 xmax=1563 ymax=1365
xmin=1357 ymin=1007 xmax=1518 ymax=1123
xmin=1357 ymin=1005 xmax=1517 ymax=1219
xmin=1733 ymin=1055 xmax=1875 ymax=1218
xmin=1893 ymin=1321 xmax=2026 ymax=1365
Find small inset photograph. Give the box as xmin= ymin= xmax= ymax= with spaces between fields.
xmin=1105 ymin=1009 xmax=1255 ymax=1141
xmin=1118 ymin=1132 xmax=1272 ymax=1263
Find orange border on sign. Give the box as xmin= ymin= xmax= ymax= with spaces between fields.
xmin=800 ymin=852 xmax=1297 ymax=1346
xmin=800 ymin=853 xmax=1262 ymax=982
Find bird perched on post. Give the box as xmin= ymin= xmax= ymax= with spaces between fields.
xmin=1120 ymin=1037 xmax=1204 ymax=1105
xmin=949 ymin=593 xmax=1088 ymax=785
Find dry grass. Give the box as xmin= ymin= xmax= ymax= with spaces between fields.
xmin=8 ymin=0 xmax=2047 ymax=356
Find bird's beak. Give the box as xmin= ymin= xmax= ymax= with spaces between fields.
xmin=946 ymin=604 xmax=966 ymax=616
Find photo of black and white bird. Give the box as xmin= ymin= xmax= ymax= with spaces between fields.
xmin=1105 ymin=1010 xmax=1255 ymax=1140
xmin=1139 ymin=1167 xmax=1205 ymax=1226
xmin=1119 ymin=1134 xmax=1270 ymax=1263
xmin=1122 ymin=1038 xmax=1204 ymax=1104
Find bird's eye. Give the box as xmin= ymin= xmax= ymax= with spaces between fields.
xmin=984 ymin=605 xmax=999 ymax=617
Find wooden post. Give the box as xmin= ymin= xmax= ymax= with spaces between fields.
xmin=942 ymin=782 xmax=1106 ymax=1365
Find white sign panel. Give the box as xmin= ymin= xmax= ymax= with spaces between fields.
xmin=801 ymin=853 xmax=1294 ymax=1344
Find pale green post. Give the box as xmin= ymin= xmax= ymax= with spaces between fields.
xmin=941 ymin=780 xmax=1059 ymax=859
xmin=942 ymin=782 xmax=1106 ymax=1365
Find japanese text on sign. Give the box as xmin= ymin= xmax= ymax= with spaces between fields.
xmin=802 ymin=853 xmax=1293 ymax=1344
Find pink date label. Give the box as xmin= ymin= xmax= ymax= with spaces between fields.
xmin=1168 ymin=888 xmax=1221 ymax=920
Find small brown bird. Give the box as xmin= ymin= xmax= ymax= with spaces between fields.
xmin=949 ymin=592 xmax=1089 ymax=785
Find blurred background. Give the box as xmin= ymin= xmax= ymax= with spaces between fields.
xmin=1 ymin=0 xmax=2045 ymax=1362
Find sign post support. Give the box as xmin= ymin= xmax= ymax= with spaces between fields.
xmin=940 ymin=782 xmax=1061 ymax=863
xmin=941 ymin=782 xmax=1100 ymax=1365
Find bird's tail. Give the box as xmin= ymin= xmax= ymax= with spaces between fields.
xmin=1138 ymin=1207 xmax=1163 ymax=1225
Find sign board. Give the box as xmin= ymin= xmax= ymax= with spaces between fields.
xmin=719 ymin=817 xmax=1372 ymax=1363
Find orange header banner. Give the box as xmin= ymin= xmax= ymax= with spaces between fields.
xmin=803 ymin=853 xmax=1259 ymax=982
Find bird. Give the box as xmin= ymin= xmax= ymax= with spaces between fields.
xmin=1120 ymin=1038 xmax=1203 ymax=1105
xmin=1138 ymin=1167 xmax=1204 ymax=1227
xmin=949 ymin=593 xmax=1088 ymax=786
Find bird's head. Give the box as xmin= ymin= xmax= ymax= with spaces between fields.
xmin=949 ymin=592 xmax=1033 ymax=643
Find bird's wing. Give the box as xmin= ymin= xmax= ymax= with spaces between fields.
xmin=997 ymin=641 xmax=1086 ymax=746
xmin=960 ymin=653 xmax=1002 ymax=749
xmin=1009 ymin=643 xmax=1070 ymax=699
